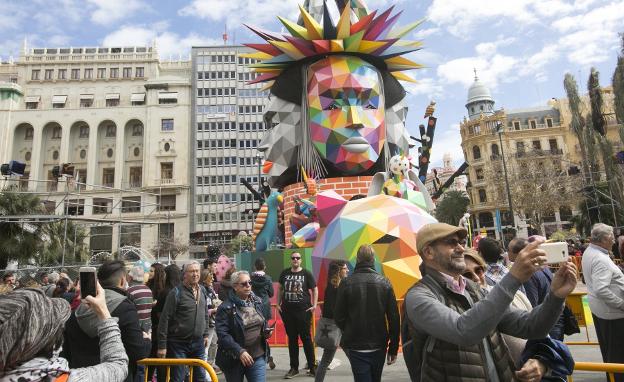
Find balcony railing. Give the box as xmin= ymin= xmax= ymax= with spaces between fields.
xmin=158 ymin=178 xmax=175 ymax=185
xmin=514 ymin=149 xmax=563 ymax=158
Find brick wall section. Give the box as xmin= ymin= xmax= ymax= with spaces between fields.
xmin=283 ymin=176 xmax=373 ymax=245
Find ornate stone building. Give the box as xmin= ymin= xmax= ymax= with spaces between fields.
xmin=0 ymin=44 xmax=192 ymax=261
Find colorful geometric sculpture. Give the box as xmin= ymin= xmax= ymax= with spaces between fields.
xmin=316 ymin=190 xmax=348 ymax=227
xmin=312 ymin=194 xmax=437 ymax=297
xmin=292 ymin=222 xmax=320 ymax=248
xmin=252 ymin=191 xmax=284 ymax=251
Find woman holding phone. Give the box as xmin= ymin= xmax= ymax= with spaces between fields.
xmin=215 ymin=271 xmax=272 ymax=382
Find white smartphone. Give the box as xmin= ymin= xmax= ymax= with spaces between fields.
xmin=539 ymin=242 xmax=569 ymax=264
xmin=79 ymin=266 xmax=97 ymax=299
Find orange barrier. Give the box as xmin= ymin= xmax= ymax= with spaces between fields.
xmin=570 ymin=362 xmax=624 ymax=382
xmin=138 ymin=358 xmax=218 ymax=382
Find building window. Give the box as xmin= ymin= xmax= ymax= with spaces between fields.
xmin=102 ymin=168 xmax=115 ymax=187
xmin=476 ymin=168 xmax=484 ymax=180
xmin=80 ymin=98 xmax=93 ymax=108
xmin=93 ymin=198 xmax=113 ymax=214
xmin=79 ymin=149 xmax=87 ymax=159
xmin=79 ymin=126 xmax=89 ymax=138
xmin=158 ymin=223 xmax=174 ymax=242
xmin=135 ymin=67 xmax=144 ymax=78
xmin=110 ymin=68 xmax=119 ymax=78
xmin=106 ymin=98 xmax=119 ymax=107
xmin=25 ymin=127 xmax=34 ymax=140
xmin=549 ymin=139 xmax=559 ymax=152
xmin=106 ymin=148 xmax=114 ymax=158
xmin=513 ymin=121 xmax=521 ymax=130
xmin=529 ymin=120 xmax=537 ymax=129
xmin=161 ymin=119 xmax=174 ymax=131
xmin=25 ymin=99 xmax=38 ymax=109
xmin=52 ymin=126 xmax=62 ymax=139
xmin=157 ymin=195 xmax=176 ymax=211
xmin=532 ymin=140 xmax=541 ymax=150
xmin=57 ymin=69 xmax=67 ymax=80
xmin=132 ymin=124 xmax=143 ymax=136
xmin=129 ymin=167 xmax=142 ymax=188
xmin=160 ymin=162 xmax=173 ymax=180
xmin=65 ymin=199 xmax=85 ymax=216
xmin=491 ymin=143 xmax=499 ymax=157
xmin=84 ymin=68 xmax=93 ymax=79
xmin=478 ymin=189 xmax=487 ymax=203
xmin=31 ymin=70 xmax=40 ymax=80
xmin=516 ymin=141 xmax=525 ymax=154
xmin=52 ymin=150 xmax=59 ymax=160
xmin=133 ymin=147 xmax=140 ymax=157
xmin=123 ymin=67 xmax=132 ymax=78
xmin=97 ymin=68 xmax=106 ymax=78
xmin=122 ymin=196 xmax=141 ymax=213
xmin=546 ymin=118 xmax=553 ymax=128
xmin=71 ymin=69 xmax=80 ymax=80
xmin=472 ymin=146 xmax=481 ymax=160
xmin=44 ymin=69 xmax=53 ymax=80
xmin=75 ymin=169 xmax=87 ymax=188
xmin=105 ymin=125 xmax=116 ymax=137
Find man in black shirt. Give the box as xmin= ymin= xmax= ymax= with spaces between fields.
xmin=278 ymin=252 xmax=318 ymax=378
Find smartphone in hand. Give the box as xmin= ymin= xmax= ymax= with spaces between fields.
xmin=79 ymin=267 xmax=97 ymax=299
xmin=538 ymin=242 xmax=569 ymax=264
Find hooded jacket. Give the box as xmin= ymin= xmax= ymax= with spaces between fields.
xmin=250 ymin=271 xmax=274 ymax=320
xmin=62 ymin=287 xmax=149 ymax=382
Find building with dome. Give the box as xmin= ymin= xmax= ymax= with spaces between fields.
xmin=424 ymin=152 xmax=467 ymax=198
xmin=459 ymin=72 xmax=623 ymax=240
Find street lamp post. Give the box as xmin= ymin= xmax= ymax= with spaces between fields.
xmin=255 ymin=152 xmax=263 ymax=227
xmin=496 ymin=121 xmax=516 ymax=237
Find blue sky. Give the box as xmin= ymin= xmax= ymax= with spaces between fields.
xmin=1 ymin=0 xmax=623 ymax=167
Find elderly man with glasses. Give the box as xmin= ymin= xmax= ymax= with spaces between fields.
xmin=582 ymin=223 xmax=624 ymax=381
xmin=278 ymin=252 xmax=318 ymax=378
xmin=402 ymin=223 xmax=578 ymax=382
xmin=157 ymin=261 xmax=210 ymax=382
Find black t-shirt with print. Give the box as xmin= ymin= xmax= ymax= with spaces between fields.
xmin=279 ymin=268 xmax=316 ymax=311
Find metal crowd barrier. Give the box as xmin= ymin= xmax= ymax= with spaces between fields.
xmin=571 ymin=362 xmax=624 ymax=382
xmin=138 ymin=358 xmax=219 ymax=382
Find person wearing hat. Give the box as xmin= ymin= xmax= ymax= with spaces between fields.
xmin=401 ymin=223 xmax=578 ymax=382
xmin=0 ymin=283 xmax=128 ymax=381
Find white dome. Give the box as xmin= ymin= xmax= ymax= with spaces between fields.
xmin=466 ymin=77 xmax=493 ymax=105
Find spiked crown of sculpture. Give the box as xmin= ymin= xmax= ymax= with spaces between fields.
xmin=242 ymin=2 xmax=424 ymax=90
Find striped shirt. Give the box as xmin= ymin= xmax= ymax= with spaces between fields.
xmin=127 ymin=282 xmax=154 ymax=332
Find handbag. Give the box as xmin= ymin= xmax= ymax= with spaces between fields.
xmin=562 ymin=305 xmax=580 ymax=335
xmin=314 ymin=317 xmax=341 ymax=349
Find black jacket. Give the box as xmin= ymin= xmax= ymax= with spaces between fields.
xmin=334 ymin=262 xmax=400 ymax=355
xmin=250 ymin=272 xmax=274 ymax=320
xmin=157 ymin=284 xmax=210 ymax=349
xmin=62 ymin=287 xmax=149 ymax=382
xmin=215 ymin=295 xmax=268 ymax=370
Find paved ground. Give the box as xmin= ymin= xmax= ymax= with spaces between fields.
xmin=261 ymin=325 xmax=608 ymax=381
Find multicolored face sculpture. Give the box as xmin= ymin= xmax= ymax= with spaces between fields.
xmin=307 ymin=55 xmax=386 ymax=174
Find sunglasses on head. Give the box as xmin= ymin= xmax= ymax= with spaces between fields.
xmin=291 ymin=256 xmax=301 ymax=260
xmin=237 ymin=281 xmax=251 ymax=287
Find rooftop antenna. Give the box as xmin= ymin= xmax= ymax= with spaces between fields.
xmin=473 ymin=67 xmax=478 ymax=81
xmin=223 ymin=23 xmax=228 ymax=45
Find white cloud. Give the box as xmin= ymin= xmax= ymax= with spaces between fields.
xmin=429 ymin=123 xmax=464 ymax=167
xmin=87 ymin=0 xmax=145 ymax=25
xmin=413 ymin=27 xmax=440 ymax=40
xmin=178 ymin=0 xmax=302 ymax=27
xmin=404 ymin=77 xmax=444 ymax=99
xmin=437 ymin=54 xmax=518 ymax=90
xmin=102 ymin=23 xmax=222 ymax=59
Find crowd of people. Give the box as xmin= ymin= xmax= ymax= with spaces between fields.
xmin=0 ymin=222 xmax=623 ymax=381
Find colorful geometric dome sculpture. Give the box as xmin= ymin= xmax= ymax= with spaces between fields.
xmin=312 ymin=193 xmax=437 ymax=297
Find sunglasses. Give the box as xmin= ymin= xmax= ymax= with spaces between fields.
xmin=438 ymin=238 xmax=467 ymax=247
xmin=291 ymin=256 xmax=301 ymax=260
xmin=237 ymin=281 xmax=251 ymax=287
xmin=462 ymin=267 xmax=484 ymax=279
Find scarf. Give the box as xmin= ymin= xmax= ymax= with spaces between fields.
xmin=229 ymin=290 xmax=257 ymax=308
xmin=0 ymin=349 xmax=70 ymax=382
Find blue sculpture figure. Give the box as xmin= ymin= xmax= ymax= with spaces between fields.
xmin=252 ymin=191 xmax=284 ymax=251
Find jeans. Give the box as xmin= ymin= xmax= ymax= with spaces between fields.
xmin=281 ymin=309 xmax=315 ymax=370
xmin=314 ymin=347 xmax=337 ymax=382
xmin=167 ymin=338 xmax=207 ymax=382
xmin=345 ymin=349 xmax=386 ymax=382
xmin=205 ymin=327 xmax=218 ymax=366
xmin=222 ymin=356 xmax=266 ymax=382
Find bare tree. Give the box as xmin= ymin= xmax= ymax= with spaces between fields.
xmin=485 ymin=154 xmax=584 ymax=235
xmin=150 ymin=237 xmax=189 ymax=263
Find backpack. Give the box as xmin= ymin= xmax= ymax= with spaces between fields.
xmin=401 ymin=275 xmax=446 ymax=381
